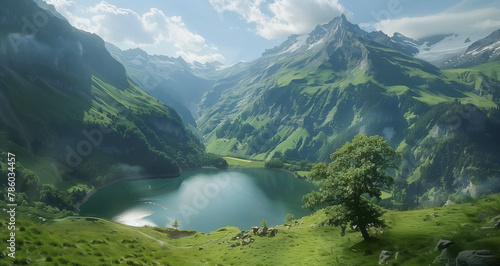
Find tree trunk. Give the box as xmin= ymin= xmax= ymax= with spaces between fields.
xmin=359 ymin=226 xmax=370 ymax=240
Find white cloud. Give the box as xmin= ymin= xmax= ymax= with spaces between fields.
xmin=49 ymin=1 xmax=210 ymax=52
xmin=176 ymin=51 xmax=225 ymax=64
xmin=83 ymin=2 xmax=206 ymax=51
xmin=210 ymin=0 xmax=350 ymax=39
xmin=45 ymin=0 xmax=74 ymax=9
xmin=88 ymin=2 xmax=155 ymax=45
xmin=374 ymin=8 xmax=500 ymax=39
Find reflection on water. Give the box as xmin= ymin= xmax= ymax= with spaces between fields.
xmin=113 ymin=208 xmax=157 ymax=227
xmin=80 ymin=168 xmax=315 ymax=233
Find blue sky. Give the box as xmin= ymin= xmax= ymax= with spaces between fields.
xmin=46 ymin=0 xmax=500 ymax=64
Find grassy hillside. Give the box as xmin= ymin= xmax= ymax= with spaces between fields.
xmin=1 ymin=194 xmax=499 ymax=265
xmin=223 ymin=156 xmax=265 ymax=167
xmin=198 ymin=24 xmax=500 ymax=210
xmin=0 ymin=0 xmax=220 ymax=214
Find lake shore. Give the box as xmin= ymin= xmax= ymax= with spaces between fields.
xmin=74 ymin=172 xmax=181 ymax=213
xmin=75 ymin=167 xmax=315 ymax=233
xmin=74 ymin=163 xmax=305 ymax=213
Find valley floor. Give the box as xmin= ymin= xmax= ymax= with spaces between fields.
xmin=1 ymin=194 xmax=500 ymax=265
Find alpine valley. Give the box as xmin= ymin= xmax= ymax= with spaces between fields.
xmin=1 ymin=0 xmax=500 ymax=265
xmin=198 ymin=15 xmax=500 ymax=208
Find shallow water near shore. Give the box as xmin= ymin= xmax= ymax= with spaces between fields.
xmin=80 ymin=168 xmax=316 ymax=233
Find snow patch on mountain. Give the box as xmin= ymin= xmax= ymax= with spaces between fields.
xmin=307 ymin=37 xmax=324 ymax=50
xmin=279 ymin=34 xmax=309 ymax=55
xmin=414 ymin=33 xmax=488 ymax=67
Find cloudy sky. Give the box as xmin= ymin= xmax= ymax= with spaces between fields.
xmin=46 ymin=0 xmax=500 ymax=64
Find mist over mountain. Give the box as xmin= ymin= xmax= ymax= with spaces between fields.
xmin=0 ymin=0 xmax=208 ymax=200
xmin=105 ymin=43 xmax=217 ymax=127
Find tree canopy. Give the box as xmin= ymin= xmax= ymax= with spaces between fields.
xmin=303 ymin=134 xmax=399 ymax=240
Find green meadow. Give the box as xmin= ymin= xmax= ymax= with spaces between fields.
xmin=1 ymin=193 xmax=499 ymax=265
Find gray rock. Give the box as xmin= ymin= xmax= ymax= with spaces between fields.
xmin=456 ymin=250 xmax=496 ymax=266
xmin=434 ymin=239 xmax=454 ymax=252
xmin=443 ymin=199 xmax=455 ymax=207
xmin=379 ymin=250 xmax=391 ymax=264
xmin=241 ymin=238 xmax=251 ymax=245
xmin=433 ymin=248 xmax=454 ymax=264
xmin=256 ymin=226 xmax=268 ymax=236
xmin=490 ymin=215 xmax=500 ymax=224
xmin=252 ymin=226 xmax=259 ymax=234
xmin=267 ymin=227 xmax=277 ymax=237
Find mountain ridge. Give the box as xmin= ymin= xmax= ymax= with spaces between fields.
xmin=197 ymin=15 xmax=500 ymax=206
xmin=0 ymin=0 xmax=210 ymax=211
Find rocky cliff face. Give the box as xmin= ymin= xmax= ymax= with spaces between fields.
xmin=0 ymin=0 xmax=127 ymax=92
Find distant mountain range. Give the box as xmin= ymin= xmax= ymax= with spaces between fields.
xmin=195 ymin=15 xmax=500 ymax=205
xmin=1 ymin=0 xmax=499 ymax=209
xmin=105 ymin=43 xmax=216 ymax=127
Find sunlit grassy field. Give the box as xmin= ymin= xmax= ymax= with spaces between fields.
xmin=2 ymin=194 xmax=499 ymax=265
xmin=223 ymin=156 xmax=265 ymax=167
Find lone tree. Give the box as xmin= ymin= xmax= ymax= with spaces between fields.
xmin=303 ymin=134 xmax=399 ymax=240
xmin=172 ymin=219 xmax=179 ymax=230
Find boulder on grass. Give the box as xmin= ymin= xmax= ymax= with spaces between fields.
xmin=378 ymin=250 xmax=391 ymax=265
xmin=490 ymin=215 xmax=500 ymax=224
xmin=267 ymin=227 xmax=277 ymax=237
xmin=256 ymin=226 xmax=268 ymax=236
xmin=456 ymin=250 xmax=496 ymax=266
xmin=434 ymin=239 xmax=454 ymax=252
xmin=252 ymin=226 xmax=259 ymax=234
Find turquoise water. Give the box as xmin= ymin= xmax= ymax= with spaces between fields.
xmin=80 ymin=168 xmax=316 ymax=233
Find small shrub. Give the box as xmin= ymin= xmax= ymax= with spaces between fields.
xmin=260 ymin=219 xmax=267 ymax=228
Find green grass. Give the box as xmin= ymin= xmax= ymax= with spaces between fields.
xmin=2 ymin=194 xmax=499 ymax=265
xmin=380 ymin=190 xmax=391 ymax=199
xmin=223 ymin=156 xmax=265 ymax=167
xmin=296 ymin=171 xmax=311 ymax=178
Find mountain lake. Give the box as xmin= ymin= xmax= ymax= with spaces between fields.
xmin=80 ymin=168 xmax=316 ymax=232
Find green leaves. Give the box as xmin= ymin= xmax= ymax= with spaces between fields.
xmin=303 ymin=134 xmax=399 ymax=239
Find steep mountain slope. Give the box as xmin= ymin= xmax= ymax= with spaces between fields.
xmin=105 ymin=44 xmax=216 ymax=126
xmin=442 ymin=29 xmax=500 ymax=69
xmin=198 ymin=15 xmax=500 ymax=204
xmin=0 ymin=0 xmax=207 ymax=207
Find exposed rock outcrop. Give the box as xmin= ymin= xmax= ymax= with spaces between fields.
xmin=456 ymin=250 xmax=496 ymax=266
xmin=252 ymin=226 xmax=278 ymax=237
